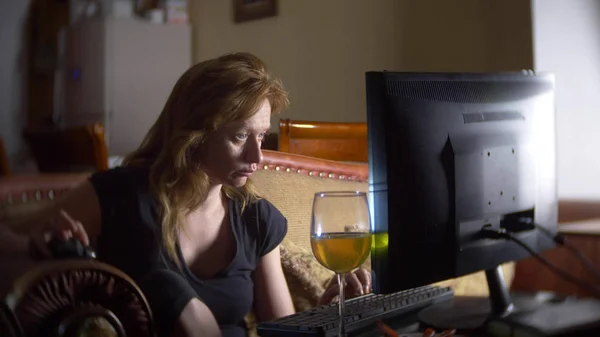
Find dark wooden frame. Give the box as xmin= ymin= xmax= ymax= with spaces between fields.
xmin=233 ymin=0 xmax=277 ymax=23
xmin=0 ymin=138 xmax=10 ymax=176
xmin=22 ymin=123 xmax=109 ymax=173
xmin=279 ymin=119 xmax=368 ymax=162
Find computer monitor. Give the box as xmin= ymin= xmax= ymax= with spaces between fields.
xmin=365 ymin=71 xmax=558 ymax=329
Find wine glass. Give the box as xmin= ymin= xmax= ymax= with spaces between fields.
xmin=310 ymin=191 xmax=372 ymax=337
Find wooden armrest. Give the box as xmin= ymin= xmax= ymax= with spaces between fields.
xmin=4 ymin=260 xmax=155 ymax=337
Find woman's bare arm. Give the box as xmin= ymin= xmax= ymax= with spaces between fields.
xmin=252 ymin=245 xmax=295 ymax=322
xmin=2 ymin=181 xmax=102 ymax=253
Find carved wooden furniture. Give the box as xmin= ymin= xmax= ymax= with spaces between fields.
xmin=278 ymin=119 xmax=368 ymax=162
xmin=5 ymin=260 xmax=155 ymax=337
xmin=260 ymin=150 xmax=368 ymax=182
xmin=22 ymin=123 xmax=109 ymax=173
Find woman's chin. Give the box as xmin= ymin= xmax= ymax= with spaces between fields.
xmin=228 ymin=176 xmax=248 ymax=188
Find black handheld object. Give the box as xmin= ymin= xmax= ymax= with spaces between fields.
xmin=47 ymin=237 xmax=97 ymax=259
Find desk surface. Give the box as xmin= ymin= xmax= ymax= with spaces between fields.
xmin=355 ymin=292 xmax=598 ymax=337
xmin=355 ymin=314 xmax=472 ymax=337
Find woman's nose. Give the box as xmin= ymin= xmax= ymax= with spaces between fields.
xmin=244 ymin=138 xmax=263 ymax=164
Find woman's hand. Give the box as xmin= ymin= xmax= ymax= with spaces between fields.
xmin=29 ymin=210 xmax=90 ymax=259
xmin=318 ymin=268 xmax=372 ymax=305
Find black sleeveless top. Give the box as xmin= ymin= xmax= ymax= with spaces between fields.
xmin=89 ymin=167 xmax=287 ymax=337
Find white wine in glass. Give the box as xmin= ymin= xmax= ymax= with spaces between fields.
xmin=310 ymin=191 xmax=372 ymax=337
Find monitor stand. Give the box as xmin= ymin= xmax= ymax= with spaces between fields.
xmin=418 ymin=266 xmax=514 ymax=331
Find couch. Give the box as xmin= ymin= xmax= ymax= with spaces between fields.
xmin=0 ymin=150 xmax=514 ymax=336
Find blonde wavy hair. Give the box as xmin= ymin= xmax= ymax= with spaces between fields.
xmin=122 ymin=52 xmax=289 ymax=266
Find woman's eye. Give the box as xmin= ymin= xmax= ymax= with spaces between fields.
xmin=259 ymin=132 xmax=268 ymax=140
xmin=235 ymin=133 xmax=248 ymax=141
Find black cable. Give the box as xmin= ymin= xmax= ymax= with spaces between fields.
xmin=532 ymin=223 xmax=600 ymax=283
xmin=503 ymin=217 xmax=600 ymax=283
xmin=480 ymin=228 xmax=600 ymax=298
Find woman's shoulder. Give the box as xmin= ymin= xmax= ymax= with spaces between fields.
xmin=238 ymin=198 xmax=287 ymax=257
xmin=88 ymin=166 xmax=150 ymax=197
xmin=255 ymin=198 xmax=286 ymax=220
xmin=92 ymin=166 xmax=149 ymax=176
xmin=90 ymin=166 xmax=149 ymax=180
xmin=237 ymin=198 xmax=286 ymax=226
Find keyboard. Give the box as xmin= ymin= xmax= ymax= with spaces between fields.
xmin=257 ymin=285 xmax=454 ymax=337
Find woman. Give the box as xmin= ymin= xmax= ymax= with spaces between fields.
xmin=1 ymin=53 xmax=370 ymax=337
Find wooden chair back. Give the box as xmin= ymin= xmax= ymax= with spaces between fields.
xmin=0 ymin=138 xmax=10 ymax=176
xmin=22 ymin=123 xmax=109 ymax=173
xmin=278 ymin=119 xmax=368 ymax=162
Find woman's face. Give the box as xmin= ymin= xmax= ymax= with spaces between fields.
xmin=201 ymin=99 xmax=271 ymax=187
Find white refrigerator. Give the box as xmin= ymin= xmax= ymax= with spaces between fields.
xmin=58 ymin=16 xmax=192 ymax=157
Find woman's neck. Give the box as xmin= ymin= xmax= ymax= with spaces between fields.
xmin=192 ymin=183 xmax=225 ymax=214
xmin=180 ymin=183 xmax=228 ymax=239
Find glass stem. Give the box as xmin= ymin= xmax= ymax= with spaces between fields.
xmin=337 ymin=273 xmax=347 ymax=337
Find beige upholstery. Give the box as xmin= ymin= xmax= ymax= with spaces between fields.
xmin=251 ymin=168 xmax=368 ymax=251
xmin=249 ymin=162 xmax=515 ymax=299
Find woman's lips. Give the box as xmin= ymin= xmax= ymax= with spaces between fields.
xmin=235 ymin=170 xmax=254 ymax=177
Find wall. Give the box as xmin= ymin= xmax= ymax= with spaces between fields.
xmin=394 ymin=0 xmax=532 ymax=73
xmin=0 ymin=0 xmax=31 ymax=168
xmin=532 ymin=0 xmax=600 ymax=199
xmin=0 ymin=0 xmax=535 ymax=169
xmin=190 ymin=0 xmax=533 ymax=133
